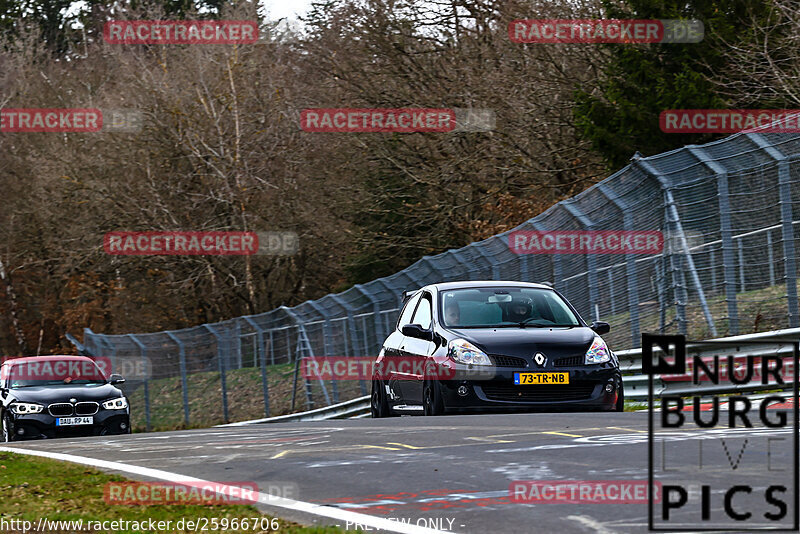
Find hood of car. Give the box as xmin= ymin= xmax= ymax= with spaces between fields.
xmin=8 ymin=383 xmax=122 ymax=404
xmin=447 ymin=326 xmax=597 ymax=361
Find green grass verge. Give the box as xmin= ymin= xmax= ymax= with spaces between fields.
xmin=603 ymin=279 xmax=799 ymax=349
xmin=0 ymin=451 xmax=349 ymax=533
xmin=127 ymin=363 xmax=365 ymax=433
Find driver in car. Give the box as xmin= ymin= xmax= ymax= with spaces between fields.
xmin=444 ymin=302 xmax=460 ymax=325
xmin=507 ymin=300 xmax=532 ymax=323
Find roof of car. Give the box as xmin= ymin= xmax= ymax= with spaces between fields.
xmin=1 ymin=355 xmax=94 ymax=365
xmin=423 ymin=280 xmax=553 ymax=291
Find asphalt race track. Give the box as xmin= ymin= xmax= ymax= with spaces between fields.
xmin=3 ymin=412 xmax=795 ymax=533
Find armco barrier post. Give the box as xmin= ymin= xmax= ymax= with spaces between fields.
xmin=748 ymin=133 xmax=800 ymax=328
xmin=165 ymin=331 xmax=190 ymax=426
xmin=127 ymin=334 xmax=151 ymax=431
xmin=242 ymin=316 xmax=270 ymax=417
xmin=202 ymin=324 xmax=229 ymax=424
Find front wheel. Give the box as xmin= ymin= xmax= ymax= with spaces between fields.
xmin=370 ymin=380 xmax=391 ymax=418
xmin=423 ymin=380 xmax=445 ymax=416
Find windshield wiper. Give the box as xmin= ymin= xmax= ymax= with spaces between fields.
xmin=518 ymin=319 xmax=578 ymax=328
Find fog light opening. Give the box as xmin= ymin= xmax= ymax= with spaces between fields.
xmin=457 ymin=385 xmax=469 ymax=396
xmin=16 ymin=427 xmax=25 ymax=435
xmin=120 ymin=422 xmax=127 ymax=430
xmin=604 ymin=383 xmax=615 ymax=393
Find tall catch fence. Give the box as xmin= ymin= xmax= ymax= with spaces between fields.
xmin=78 ymin=131 xmax=800 ymax=429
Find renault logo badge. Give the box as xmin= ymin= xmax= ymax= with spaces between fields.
xmin=534 ymin=353 xmax=546 ymax=367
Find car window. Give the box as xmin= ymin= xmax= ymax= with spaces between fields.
xmin=411 ymin=294 xmax=432 ymax=329
xmin=440 ymin=287 xmax=581 ymax=328
xmin=397 ymin=292 xmax=421 ymax=329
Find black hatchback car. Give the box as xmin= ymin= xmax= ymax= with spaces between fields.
xmin=370 ymin=281 xmax=623 ymax=417
xmin=1 ymin=355 xmax=131 ymax=441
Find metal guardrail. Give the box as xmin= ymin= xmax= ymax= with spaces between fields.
xmin=216 ymin=328 xmax=799 ymax=425
xmin=619 ymin=327 xmax=800 ymax=401
xmin=216 ymin=395 xmax=371 ymax=426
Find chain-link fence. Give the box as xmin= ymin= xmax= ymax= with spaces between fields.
xmin=77 ymin=131 xmax=800 ymax=429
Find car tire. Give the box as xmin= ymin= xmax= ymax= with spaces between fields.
xmin=370 ymin=380 xmax=391 ymax=418
xmin=2 ymin=413 xmax=15 ymax=442
xmin=615 ymin=383 xmax=625 ymax=412
xmin=423 ymin=380 xmax=444 ymax=416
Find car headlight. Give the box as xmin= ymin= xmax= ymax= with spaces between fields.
xmin=102 ymin=397 xmax=128 ymax=410
xmin=585 ymin=336 xmax=611 ymax=364
xmin=9 ymin=402 xmax=44 ymax=415
xmin=448 ymin=338 xmax=492 ymax=366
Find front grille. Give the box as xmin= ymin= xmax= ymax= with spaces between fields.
xmin=554 ymin=355 xmax=584 ymax=367
xmin=48 ymin=403 xmax=73 ymax=416
xmin=490 ymin=355 xmax=528 ymax=368
xmin=480 ymin=383 xmax=596 ymax=402
xmin=75 ymin=402 xmax=98 ymax=415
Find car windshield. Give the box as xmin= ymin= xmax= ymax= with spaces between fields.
xmin=3 ymin=359 xmax=107 ymax=389
xmin=439 ymin=287 xmax=582 ymax=328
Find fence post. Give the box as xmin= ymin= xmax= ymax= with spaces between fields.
xmin=353 ymin=283 xmax=385 ymax=355
xmin=281 ymin=306 xmax=331 ymax=406
xmin=242 ymin=316 xmax=270 ymax=417
xmin=532 ymin=221 xmax=564 ymax=294
xmin=767 ymin=231 xmax=776 ymax=286
xmin=127 ymin=334 xmax=150 ymax=432
xmin=561 ymin=201 xmax=600 ymax=321
xmin=165 ymin=331 xmax=190 ymax=426
xmin=202 ymin=324 xmax=229 ymax=424
xmin=306 ymin=301 xmax=338 ymax=403
xmin=689 ymin=148 xmax=738 ymax=334
xmin=655 ymin=258 xmax=666 ymax=333
xmin=597 ymin=183 xmax=642 ymax=347
xmin=472 ymin=245 xmax=501 ymax=280
xmin=636 ymin=156 xmax=717 ymax=337
xmin=746 ymin=133 xmax=799 ymax=327
xmin=328 ymin=296 xmax=368 ymax=396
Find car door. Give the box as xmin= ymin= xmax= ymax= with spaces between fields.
xmin=397 ymin=291 xmax=436 ymax=405
xmin=384 ymin=292 xmax=421 ymax=407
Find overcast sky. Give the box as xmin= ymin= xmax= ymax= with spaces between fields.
xmin=261 ymin=0 xmax=315 ymax=22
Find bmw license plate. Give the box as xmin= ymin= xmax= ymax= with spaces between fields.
xmin=56 ymin=416 xmax=93 ymax=426
xmin=514 ymin=372 xmax=569 ymax=385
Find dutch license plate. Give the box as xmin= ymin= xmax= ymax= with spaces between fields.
xmin=56 ymin=416 xmax=93 ymax=426
xmin=514 ymin=372 xmax=569 ymax=385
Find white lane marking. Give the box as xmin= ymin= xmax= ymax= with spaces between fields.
xmin=0 ymin=446 xmax=454 ymax=534
xmin=566 ymin=515 xmax=617 ymax=534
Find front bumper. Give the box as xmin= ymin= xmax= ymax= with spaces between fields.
xmin=6 ymin=409 xmax=131 ymax=440
xmin=439 ymin=363 xmax=621 ymax=412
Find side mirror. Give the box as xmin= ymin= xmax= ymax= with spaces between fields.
xmin=401 ymin=324 xmax=433 ymax=341
xmin=590 ymin=321 xmax=610 ymax=335
xmin=109 ymin=374 xmax=125 ymax=385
